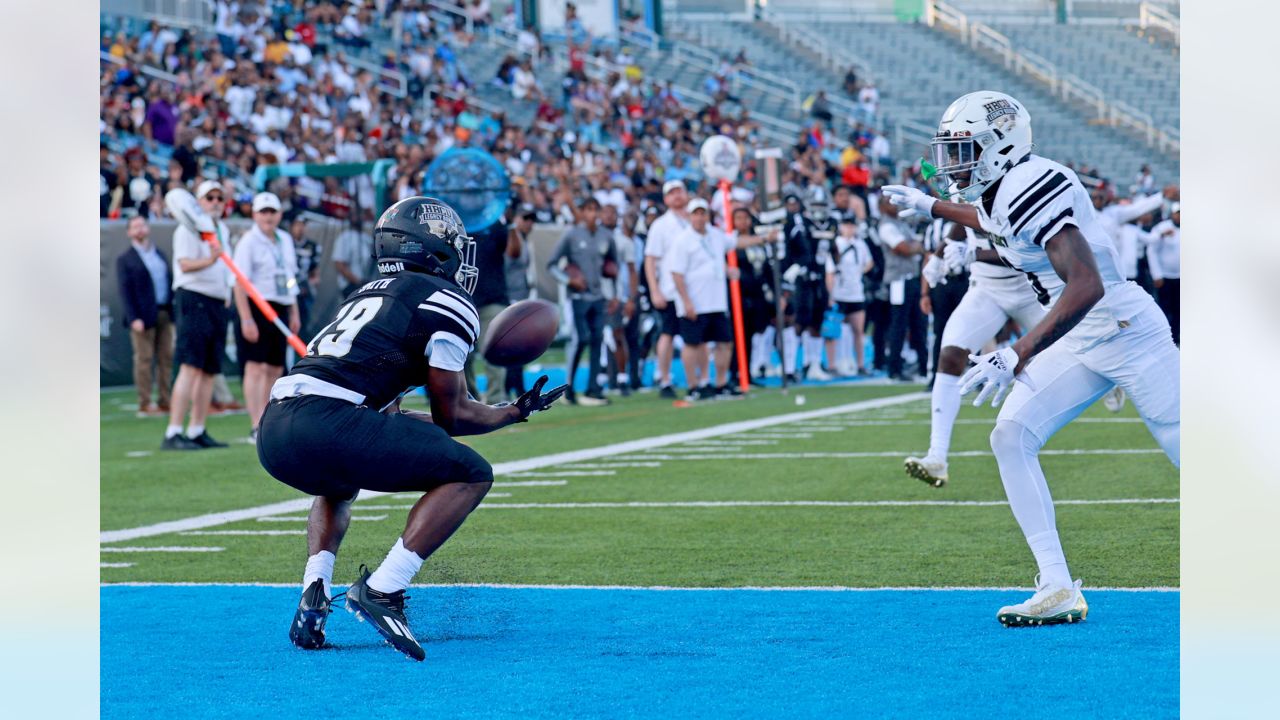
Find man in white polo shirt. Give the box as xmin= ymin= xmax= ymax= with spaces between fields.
xmin=164 ymin=179 xmax=234 ymax=450
xmin=642 ymin=179 xmax=691 ymax=397
xmin=668 ymin=198 xmax=766 ymax=400
xmin=233 ymin=191 xmax=301 ymax=441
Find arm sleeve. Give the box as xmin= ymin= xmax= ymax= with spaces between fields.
xmin=425 ymin=331 xmax=470 ymax=371
xmin=1110 ymin=193 xmax=1164 ymax=225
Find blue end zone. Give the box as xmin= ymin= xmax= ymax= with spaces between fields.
xmin=102 ymin=586 xmax=1177 ymax=718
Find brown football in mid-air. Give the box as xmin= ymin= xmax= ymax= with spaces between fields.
xmin=481 ymin=299 xmax=560 ymax=366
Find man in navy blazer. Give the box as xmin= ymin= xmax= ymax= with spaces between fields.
xmin=116 ymin=214 xmax=175 ymax=416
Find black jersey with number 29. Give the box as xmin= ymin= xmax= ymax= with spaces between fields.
xmin=290 ymin=274 xmax=479 ymax=410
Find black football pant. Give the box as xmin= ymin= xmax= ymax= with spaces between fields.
xmin=865 ymin=297 xmax=891 ymax=371
xmin=927 ymin=273 xmax=968 ymax=381
xmin=886 ymin=277 xmax=928 ymax=377
xmin=569 ymin=298 xmax=606 ymax=395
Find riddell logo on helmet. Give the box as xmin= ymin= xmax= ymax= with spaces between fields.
xmin=378 ymin=261 xmax=405 ymax=273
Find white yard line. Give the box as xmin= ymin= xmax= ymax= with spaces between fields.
xmin=180 ymin=530 xmax=306 ymax=536
xmin=563 ymin=462 xmax=665 ymax=469
xmin=507 ymin=471 xmax=616 ymax=477
xmin=101 ymin=581 xmax=1179 ymax=592
xmin=635 ymin=449 xmax=1164 ymax=460
xmin=101 ymin=392 xmax=927 ymax=543
xmin=100 ymin=546 xmax=225 ymax=553
xmin=257 ymin=514 xmax=387 ymax=522
xmin=474 ymin=498 xmax=1178 ymax=510
xmin=496 ymin=480 xmax=569 ymax=487
xmin=100 ymin=563 xmax=135 ymax=568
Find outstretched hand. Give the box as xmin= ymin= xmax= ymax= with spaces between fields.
xmin=514 ymin=375 xmax=568 ymax=421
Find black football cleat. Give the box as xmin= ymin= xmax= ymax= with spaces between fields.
xmin=160 ymin=434 xmax=199 ymax=450
xmin=188 ymin=431 xmax=228 ymax=449
xmin=344 ymin=565 xmax=425 ymax=661
xmin=289 ymin=579 xmax=331 ymax=650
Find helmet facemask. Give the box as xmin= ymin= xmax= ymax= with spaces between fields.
xmin=453 ymin=232 xmax=478 ymax=295
xmin=930 ymin=130 xmax=996 ymax=203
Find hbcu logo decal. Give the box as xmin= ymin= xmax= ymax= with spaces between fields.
xmin=983 ymin=99 xmax=1018 ymax=132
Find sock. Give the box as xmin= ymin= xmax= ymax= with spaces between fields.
xmin=1028 ymin=530 xmax=1072 ymax=589
xmin=802 ymin=333 xmax=822 ymax=370
xmin=838 ymin=324 xmax=854 ymax=366
xmin=928 ymin=373 xmax=962 ymax=459
xmin=782 ymin=327 xmax=798 ymax=374
xmin=303 ymin=550 xmax=335 ymax=599
xmin=617 ymin=372 xmax=629 ymax=386
xmin=185 ymin=424 xmax=205 ymax=438
xmin=165 ymin=424 xmax=184 ymax=439
xmin=367 ymin=538 xmax=425 ymax=594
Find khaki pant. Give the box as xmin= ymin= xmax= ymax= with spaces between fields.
xmin=464 ymin=303 xmax=507 ymax=403
xmin=131 ymin=307 xmax=175 ymax=408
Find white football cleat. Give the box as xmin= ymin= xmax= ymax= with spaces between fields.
xmin=806 ymin=365 xmax=833 ymax=382
xmin=904 ymin=455 xmax=948 ymax=487
xmin=1102 ymin=385 xmax=1126 ymax=413
xmin=997 ymin=577 xmax=1088 ymax=627
xmin=836 ymin=361 xmax=859 ymax=377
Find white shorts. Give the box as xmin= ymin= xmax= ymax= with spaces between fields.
xmin=997 ymin=302 xmax=1180 ymax=463
xmin=940 ymin=278 xmax=1047 ymax=353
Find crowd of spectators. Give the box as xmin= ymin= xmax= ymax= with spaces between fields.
xmin=102 ymin=2 xmax=1177 ymax=407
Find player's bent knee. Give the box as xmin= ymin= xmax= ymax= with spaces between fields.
xmin=989 ymin=419 xmax=1042 ymax=460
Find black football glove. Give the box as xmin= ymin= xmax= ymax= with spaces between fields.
xmin=514 ymin=375 xmax=568 ymax=421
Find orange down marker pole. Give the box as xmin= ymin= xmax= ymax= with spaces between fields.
xmin=720 ymin=179 xmax=750 ymax=393
xmin=203 ymin=231 xmax=309 ymax=357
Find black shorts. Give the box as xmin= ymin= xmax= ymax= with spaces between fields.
xmin=238 ymin=301 xmax=291 ymax=367
xmin=835 ymin=301 xmax=866 ymax=315
xmin=678 ymin=312 xmax=732 ymax=345
xmin=257 ymin=395 xmax=493 ymax=498
xmin=660 ymin=303 xmax=680 ymax=336
xmin=794 ymin=281 xmax=828 ymax=330
xmin=173 ymin=288 xmax=227 ymax=374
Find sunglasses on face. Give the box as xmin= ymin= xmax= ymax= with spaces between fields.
xmin=204 ymin=194 xmax=225 ymax=202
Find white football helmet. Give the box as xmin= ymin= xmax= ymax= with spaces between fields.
xmin=931 ymin=91 xmax=1033 ymax=203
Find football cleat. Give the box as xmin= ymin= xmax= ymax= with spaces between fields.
xmin=904 ymin=455 xmax=948 ymax=488
xmin=289 ymin=579 xmax=331 ymax=650
xmin=188 ymin=431 xmax=228 ymax=449
xmin=1102 ymin=385 xmax=1126 ymax=413
xmin=805 ymin=365 xmax=832 ymax=382
xmin=344 ymin=565 xmax=425 ymax=661
xmin=658 ymin=385 xmax=677 ymax=399
xmin=160 ymin=433 xmax=200 ymax=451
xmin=997 ymin=578 xmax=1088 ymax=627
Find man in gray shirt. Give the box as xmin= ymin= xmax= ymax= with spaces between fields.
xmin=875 ymin=194 xmax=928 ymax=381
xmin=547 ymin=197 xmax=618 ymax=406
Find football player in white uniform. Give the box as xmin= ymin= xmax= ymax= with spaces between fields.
xmin=905 ymin=221 xmax=1046 ymax=487
xmin=883 ymin=91 xmax=1179 ymax=627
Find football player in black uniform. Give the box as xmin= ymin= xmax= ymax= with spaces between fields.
xmin=785 ymin=192 xmax=836 ymax=381
xmin=257 ymin=197 xmax=566 ymax=661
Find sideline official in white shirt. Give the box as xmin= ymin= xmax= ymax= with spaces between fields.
xmin=233 ymin=191 xmax=301 ymax=439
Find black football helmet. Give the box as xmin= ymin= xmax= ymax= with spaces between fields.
xmin=373 ymin=196 xmax=478 ymax=294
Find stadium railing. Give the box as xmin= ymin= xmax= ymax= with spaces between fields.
xmin=1138 ymin=1 xmax=1180 ymax=46
xmin=926 ymin=1 xmax=1178 ymax=159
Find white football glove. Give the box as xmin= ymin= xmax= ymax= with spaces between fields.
xmin=922 ymin=254 xmax=947 ymax=287
xmin=943 ymin=241 xmax=976 ymax=274
xmin=782 ymin=263 xmax=804 ymax=284
xmin=959 ymin=347 xmax=1024 ymax=408
xmin=880 ymin=184 xmax=937 ymax=219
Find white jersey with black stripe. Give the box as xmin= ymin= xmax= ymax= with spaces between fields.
xmin=976 ymin=155 xmax=1155 ymax=349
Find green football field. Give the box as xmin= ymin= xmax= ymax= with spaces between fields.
xmin=100 ymin=381 xmax=1178 ymax=589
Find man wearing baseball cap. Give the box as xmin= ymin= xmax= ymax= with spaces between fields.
xmin=642 ymin=179 xmax=691 ymax=397
xmin=163 ymin=180 xmax=233 ymax=450
xmin=233 ymin=191 xmax=301 ymax=442
xmin=667 ymin=198 xmax=767 ymax=400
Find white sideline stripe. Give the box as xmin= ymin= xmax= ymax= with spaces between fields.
xmin=507 ymin=471 xmax=615 ymax=477
xmin=563 ymin=462 xmax=664 ymax=469
xmin=100 ymin=563 xmax=135 ymax=568
xmin=258 ymin=514 xmax=387 ymax=522
xmin=677 ymin=440 xmax=779 ymax=447
xmin=789 ymin=418 xmax=1144 ymax=428
xmin=474 ymin=499 xmax=1178 ymax=510
xmin=99 ymin=392 xmax=926 ymax=542
xmin=101 ymin=546 xmax=225 ymax=553
xmin=101 ymin=581 xmax=1180 ymax=593
xmin=496 ymin=480 xmax=568 ymax=487
xmin=635 ymin=449 xmax=1164 ymax=460
xmin=181 ymin=530 xmax=306 ymax=536
xmin=125 ymin=451 xmax=153 ymax=458
xmin=738 ymin=433 xmax=814 ymax=439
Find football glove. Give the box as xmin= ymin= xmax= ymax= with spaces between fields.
xmin=782 ymin=263 xmax=805 ymax=285
xmin=513 ymin=375 xmax=568 ymax=420
xmin=943 ymin=241 xmax=976 ymax=274
xmin=880 ymin=185 xmax=937 ymax=219
xmin=959 ymin=347 xmax=1022 ymax=408
xmin=922 ymin=254 xmax=948 ymax=287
